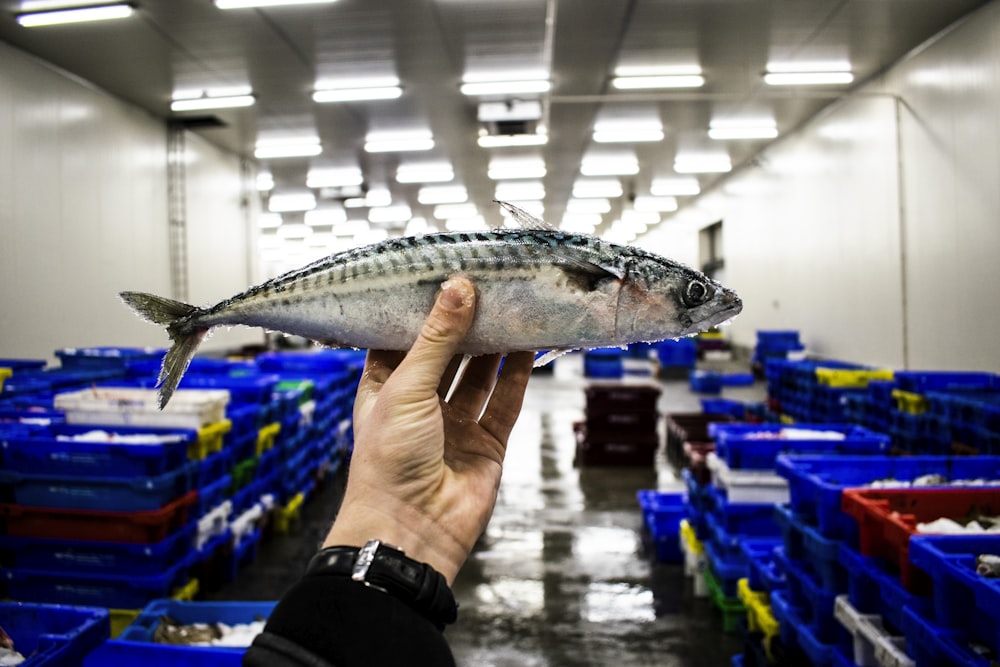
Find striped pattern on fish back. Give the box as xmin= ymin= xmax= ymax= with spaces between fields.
xmin=213 ymin=230 xmax=644 ymax=314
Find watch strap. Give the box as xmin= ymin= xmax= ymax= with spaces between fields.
xmin=305 ymin=541 xmax=458 ymax=628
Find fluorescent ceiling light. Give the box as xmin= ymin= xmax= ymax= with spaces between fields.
xmin=611 ymin=75 xmax=704 ymax=90
xmin=445 ymin=216 xmax=488 ymax=231
xmin=418 ymin=185 xmax=468 ymax=205
xmin=572 ymin=179 xmax=623 ymax=199
xmin=674 ymin=154 xmax=732 ymax=174
xmin=364 ymin=131 xmax=434 ymax=153
xmin=488 ymin=158 xmax=546 ymax=180
xmin=17 ymin=2 xmax=133 ymax=26
xmin=332 ymin=220 xmax=369 ymax=236
xmin=258 ymin=213 xmax=282 ymax=228
xmin=304 ymin=207 xmax=347 ymax=226
xmin=405 ymin=217 xmax=431 ymax=236
xmin=477 ymin=133 xmax=548 ymax=148
xmin=494 ymin=181 xmax=545 ymax=201
xmin=478 ymin=100 xmax=542 ymax=122
xmin=255 ymin=138 xmax=322 ymax=159
xmin=396 ymin=162 xmax=454 ymax=184
xmin=633 ymin=196 xmax=678 ymax=213
xmin=650 ymin=177 xmax=700 ymax=196
xmin=368 ymin=205 xmax=412 ymax=224
xmin=216 ymin=0 xmax=338 ymax=8
xmin=561 ymin=213 xmax=602 ymax=229
xmin=566 ymin=198 xmax=611 ymax=214
xmin=256 ymin=172 xmax=274 ymax=191
xmin=622 ymin=210 xmax=660 ymax=226
xmin=593 ymin=127 xmax=663 ymax=143
xmin=364 ymin=188 xmax=392 ymax=208
xmin=461 ymin=80 xmax=551 ymax=96
xmin=499 ymin=201 xmax=544 ymax=220
xmin=268 ymin=193 xmax=317 ymax=213
xmin=580 ymin=156 xmax=639 ymax=177
xmin=313 ymin=84 xmax=402 ymax=103
xmin=276 ymin=224 xmax=313 ymax=239
xmin=306 ymin=168 xmax=364 ymax=188
xmin=613 ymin=64 xmax=702 ymax=77
xmin=764 ymin=62 xmax=853 ymax=86
xmin=170 ymin=95 xmax=254 ymax=112
xmin=433 ymin=204 xmax=478 ymax=220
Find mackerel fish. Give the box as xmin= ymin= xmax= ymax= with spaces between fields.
xmin=120 ymin=203 xmax=742 ymax=408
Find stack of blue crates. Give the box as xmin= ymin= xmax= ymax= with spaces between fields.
xmin=770 ymin=453 xmax=1000 ymax=667
xmin=752 ymin=331 xmax=804 ymax=369
xmin=636 ymin=490 xmax=685 ymax=563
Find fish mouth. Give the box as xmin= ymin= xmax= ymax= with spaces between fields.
xmin=692 ymin=289 xmax=743 ymax=330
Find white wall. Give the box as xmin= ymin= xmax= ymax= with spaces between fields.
xmin=0 ymin=41 xmax=170 ymax=361
xmin=672 ymin=1 xmax=1000 ymax=372
xmin=0 ymin=40 xmax=253 ymax=363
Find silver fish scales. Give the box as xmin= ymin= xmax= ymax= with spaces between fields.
xmin=120 ymin=204 xmax=742 ymax=408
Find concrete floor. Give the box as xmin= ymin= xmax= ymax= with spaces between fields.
xmin=210 ymin=354 xmax=761 ymax=666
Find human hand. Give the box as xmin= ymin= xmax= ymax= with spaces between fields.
xmin=322 ymin=276 xmax=535 ymax=584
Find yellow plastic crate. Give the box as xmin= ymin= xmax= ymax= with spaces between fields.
xmin=187 ymin=419 xmax=233 ymax=460
xmin=779 ymin=414 xmax=795 ymax=425
xmin=108 ymin=608 xmax=141 ymax=638
xmin=275 ymin=493 xmax=304 ymax=533
xmin=172 ymin=577 xmax=200 ymax=601
xmin=816 ymin=368 xmax=894 ymax=388
xmin=256 ymin=422 xmax=281 ymax=456
xmin=679 ymin=518 xmax=704 ymax=555
xmin=892 ymin=389 xmax=927 ymax=415
xmin=0 ymin=368 xmax=11 ymax=392
xmin=738 ymin=578 xmax=779 ymax=660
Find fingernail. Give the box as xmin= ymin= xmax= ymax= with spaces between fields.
xmin=439 ymin=278 xmax=469 ymax=311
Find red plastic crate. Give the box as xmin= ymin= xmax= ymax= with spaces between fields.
xmin=841 ymin=487 xmax=1000 ymax=594
xmin=0 ymin=490 xmax=198 ymax=544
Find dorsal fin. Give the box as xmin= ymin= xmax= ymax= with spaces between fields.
xmin=495 ymin=200 xmax=558 ymax=232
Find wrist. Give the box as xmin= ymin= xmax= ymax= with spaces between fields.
xmin=323 ymin=502 xmax=466 ymax=585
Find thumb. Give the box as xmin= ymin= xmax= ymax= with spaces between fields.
xmin=390 ymin=277 xmax=476 ymax=395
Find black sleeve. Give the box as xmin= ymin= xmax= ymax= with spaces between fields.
xmin=243 ymin=574 xmax=457 ymax=667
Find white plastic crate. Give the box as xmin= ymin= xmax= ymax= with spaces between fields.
xmin=197 ymin=500 xmax=233 ymax=551
xmin=834 ymin=595 xmax=915 ymax=667
xmin=708 ymin=453 xmax=790 ymax=504
xmin=55 ymin=387 xmax=229 ymax=429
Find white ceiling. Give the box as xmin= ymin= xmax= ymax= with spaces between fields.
xmin=0 ymin=0 xmax=989 ymax=239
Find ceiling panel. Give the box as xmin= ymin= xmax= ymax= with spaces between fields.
xmin=0 ymin=0 xmax=991 ymax=246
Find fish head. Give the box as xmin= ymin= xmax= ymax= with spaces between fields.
xmin=616 ymin=252 xmax=742 ymax=341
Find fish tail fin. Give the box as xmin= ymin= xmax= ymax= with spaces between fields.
xmin=119 ymin=291 xmax=208 ymax=409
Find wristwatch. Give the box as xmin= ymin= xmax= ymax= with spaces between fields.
xmin=304 ymin=540 xmax=458 ymax=628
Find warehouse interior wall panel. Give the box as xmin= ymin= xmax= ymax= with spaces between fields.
xmin=0 ymin=41 xmax=171 ymax=362
xmin=885 ymin=4 xmax=1000 ymax=372
xmin=183 ymin=130 xmax=262 ymax=353
xmin=717 ymin=95 xmax=906 ymax=369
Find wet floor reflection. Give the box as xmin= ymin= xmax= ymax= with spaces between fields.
xmin=448 ymin=358 xmax=745 ymax=667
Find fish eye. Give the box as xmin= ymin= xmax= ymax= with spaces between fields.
xmin=683 ymin=280 xmax=711 ymax=307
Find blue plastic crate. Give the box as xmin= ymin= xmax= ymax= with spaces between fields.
xmin=773 ymin=504 xmax=845 ymax=593
xmin=656 ymin=338 xmax=697 ymax=367
xmin=741 ymin=538 xmax=785 ymax=593
xmin=83 ymin=599 xmax=275 ymax=667
xmin=710 ymin=423 xmax=890 ymax=470
xmin=776 ymin=548 xmax=838 ymax=643
xmin=838 ymin=543 xmax=931 ymax=635
xmin=775 ymin=454 xmax=1000 ymax=543
xmin=909 ymin=534 xmax=1000 ymax=653
xmin=1 ymin=424 xmax=195 ymax=479
xmin=901 ymin=605 xmax=990 ymax=667
xmin=706 ymin=539 xmax=748 ymax=598
xmin=0 ymin=460 xmax=195 ymax=512
xmin=583 ymin=350 xmax=624 ymax=379
xmin=3 ymin=555 xmax=192 ymax=609
xmin=700 ymin=398 xmax=746 ymax=420
xmin=722 ymin=373 xmax=755 ymax=387
xmin=193 ymin=448 xmax=235 ymax=489
xmin=690 ymin=370 xmax=723 ymax=394
xmin=226 ymin=402 xmax=263 ymax=445
xmin=55 ymin=347 xmax=163 ymax=373
xmin=706 ymin=489 xmax=782 ymax=552
xmin=756 ymin=331 xmax=801 ymax=350
xmin=228 ymin=528 xmax=262 ymax=580
xmin=180 ymin=374 xmax=280 ymax=406
xmin=0 ymin=521 xmax=196 ymax=577
xmin=0 ymin=601 xmax=109 ymax=667
xmin=195 ymin=474 xmax=232 ymax=518
xmin=895 ymin=371 xmax=1000 ymax=393
xmin=771 ymin=589 xmax=837 ymax=667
